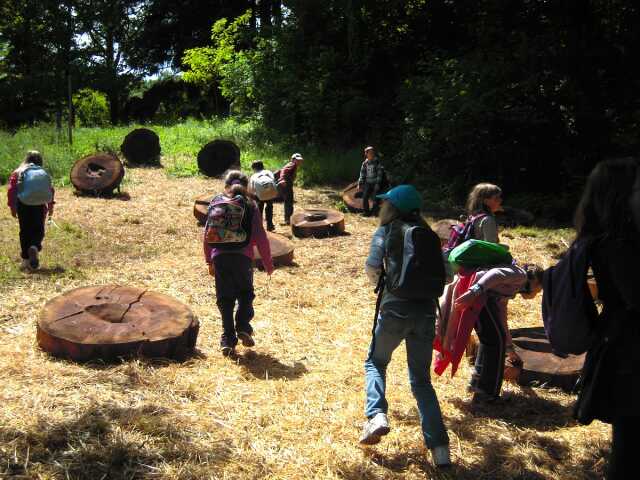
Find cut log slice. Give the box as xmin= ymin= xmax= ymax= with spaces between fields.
xmin=120 ymin=128 xmax=161 ymax=165
xmin=507 ymin=326 xmax=585 ymax=391
xmin=253 ymin=232 xmax=294 ymax=268
xmin=342 ymin=182 xmax=374 ymax=213
xmin=291 ymin=209 xmax=345 ymax=238
xmin=193 ymin=193 xmax=215 ymax=224
xmin=70 ymin=153 xmax=125 ymax=194
xmin=37 ymin=285 xmax=199 ymax=362
xmin=197 ymin=140 xmax=240 ymax=177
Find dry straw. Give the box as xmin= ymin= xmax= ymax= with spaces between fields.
xmin=0 ymin=169 xmax=609 ymax=479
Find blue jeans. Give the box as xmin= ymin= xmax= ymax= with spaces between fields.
xmin=364 ymin=303 xmax=449 ymax=449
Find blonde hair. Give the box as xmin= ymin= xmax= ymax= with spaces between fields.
xmin=466 ymin=183 xmax=502 ymax=215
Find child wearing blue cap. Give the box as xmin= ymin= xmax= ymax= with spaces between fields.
xmin=360 ymin=184 xmax=451 ymax=468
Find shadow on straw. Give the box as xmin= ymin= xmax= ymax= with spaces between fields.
xmin=0 ymin=403 xmax=231 ymax=478
xmin=235 ymin=350 xmax=308 ymax=380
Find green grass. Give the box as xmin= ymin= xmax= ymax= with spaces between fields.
xmin=0 ymin=119 xmax=362 ymax=187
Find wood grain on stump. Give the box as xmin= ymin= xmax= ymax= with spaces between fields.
xmin=291 ymin=209 xmax=345 ymax=238
xmin=342 ymin=182 xmax=373 ymax=213
xmin=197 ymin=140 xmax=240 ymax=177
xmin=37 ymin=285 xmax=199 ymax=361
xmin=70 ymin=153 xmax=125 ymax=194
xmin=507 ymin=326 xmax=585 ymax=391
xmin=193 ymin=193 xmax=215 ymax=224
xmin=253 ymin=232 xmax=294 ymax=268
xmin=120 ymin=128 xmax=161 ymax=165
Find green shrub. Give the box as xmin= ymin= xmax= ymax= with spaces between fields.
xmin=73 ymin=89 xmax=110 ymax=127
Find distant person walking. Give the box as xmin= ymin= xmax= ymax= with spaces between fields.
xmin=6 ymin=150 xmax=55 ymax=271
xmin=360 ymin=184 xmax=451 ymax=468
xmin=571 ymin=158 xmax=640 ymax=479
xmin=203 ymin=170 xmax=274 ymax=356
xmin=358 ymin=146 xmax=386 ymax=216
xmin=249 ymin=160 xmax=278 ymax=231
xmin=276 ymin=153 xmax=303 ymax=226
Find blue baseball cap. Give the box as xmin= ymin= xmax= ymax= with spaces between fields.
xmin=376 ymin=185 xmax=422 ymax=213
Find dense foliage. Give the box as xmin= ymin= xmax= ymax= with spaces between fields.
xmin=1 ymin=0 xmax=639 ymax=198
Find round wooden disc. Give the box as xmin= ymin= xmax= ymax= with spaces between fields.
xmin=37 ymin=285 xmax=199 ymax=361
xmin=120 ymin=128 xmax=161 ymax=165
xmin=342 ymin=182 xmax=374 ymax=213
xmin=291 ymin=208 xmax=345 ymax=238
xmin=197 ymin=140 xmax=240 ymax=177
xmin=253 ymin=232 xmax=294 ymax=268
xmin=509 ymin=327 xmax=585 ymax=391
xmin=70 ymin=153 xmax=125 ymax=194
xmin=193 ymin=193 xmax=214 ymax=224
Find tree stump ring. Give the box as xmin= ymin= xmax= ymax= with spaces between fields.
xmin=291 ymin=209 xmax=345 ymax=238
xmin=342 ymin=182 xmax=374 ymax=213
xmin=120 ymin=128 xmax=161 ymax=165
xmin=197 ymin=140 xmax=240 ymax=177
xmin=70 ymin=153 xmax=125 ymax=194
xmin=508 ymin=327 xmax=585 ymax=391
xmin=193 ymin=193 xmax=215 ymax=224
xmin=37 ymin=285 xmax=199 ymax=361
xmin=253 ymin=232 xmax=294 ymax=268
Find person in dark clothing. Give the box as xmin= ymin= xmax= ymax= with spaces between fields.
xmin=7 ymin=150 xmax=55 ymax=271
xmin=573 ymin=157 xmax=640 ymax=479
xmin=358 ymin=146 xmax=385 ymax=216
xmin=276 ymin=153 xmax=303 ymax=225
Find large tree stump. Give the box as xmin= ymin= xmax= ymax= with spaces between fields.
xmin=197 ymin=140 xmax=240 ymax=177
xmin=504 ymin=327 xmax=585 ymax=391
xmin=70 ymin=153 xmax=125 ymax=195
xmin=342 ymin=182 xmax=374 ymax=213
xmin=253 ymin=232 xmax=295 ymax=268
xmin=37 ymin=285 xmax=199 ymax=361
xmin=291 ymin=209 xmax=345 ymax=238
xmin=120 ymin=128 xmax=161 ymax=165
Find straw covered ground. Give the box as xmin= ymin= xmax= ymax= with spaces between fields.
xmin=0 ymin=168 xmax=609 ymax=479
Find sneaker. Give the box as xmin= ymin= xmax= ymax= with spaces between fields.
xmin=359 ymin=412 xmax=390 ymax=445
xmin=431 ymin=445 xmax=452 ymax=468
xmin=221 ymin=345 xmax=235 ymax=357
xmin=237 ymin=331 xmax=255 ymax=348
xmin=472 ymin=391 xmax=499 ymax=404
xmin=20 ymin=259 xmax=31 ymax=271
xmin=28 ymin=246 xmax=39 ymax=270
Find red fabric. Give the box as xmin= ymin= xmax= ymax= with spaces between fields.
xmin=433 ymin=271 xmax=487 ymax=377
xmin=277 ymin=161 xmax=298 ymax=187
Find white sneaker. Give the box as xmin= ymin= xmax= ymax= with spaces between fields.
xmin=359 ymin=412 xmax=390 ymax=445
xmin=431 ymin=444 xmax=452 ymax=467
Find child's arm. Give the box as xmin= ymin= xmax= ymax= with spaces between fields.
xmin=252 ymin=208 xmax=274 ymax=274
xmin=7 ymin=171 xmax=19 ymax=217
xmin=46 ymin=185 xmax=55 ymax=216
xmin=364 ymin=227 xmax=386 ymax=285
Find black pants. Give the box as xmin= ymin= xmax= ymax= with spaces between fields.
xmin=610 ymin=417 xmax=639 ymax=479
xmin=470 ymin=299 xmax=506 ymax=397
xmin=361 ymin=183 xmax=379 ymax=215
xmin=213 ymin=254 xmax=255 ymax=347
xmin=17 ymin=201 xmax=46 ymax=259
xmin=257 ymin=199 xmax=274 ymax=229
xmin=278 ymin=184 xmax=294 ymax=223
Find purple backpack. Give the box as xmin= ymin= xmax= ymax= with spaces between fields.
xmin=542 ymin=238 xmax=598 ymax=355
xmin=443 ymin=213 xmax=487 ymax=256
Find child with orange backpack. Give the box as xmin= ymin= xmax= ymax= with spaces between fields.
xmin=203 ymin=170 xmax=274 ymax=356
xmin=7 ymin=150 xmax=55 ymax=271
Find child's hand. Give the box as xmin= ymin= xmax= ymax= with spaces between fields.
xmin=10 ymin=209 xmax=17 ymax=218
xmin=208 ymin=263 xmax=215 ymax=276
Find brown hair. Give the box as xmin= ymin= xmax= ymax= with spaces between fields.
xmin=18 ymin=150 xmax=44 ymax=172
xmin=523 ymin=264 xmax=544 ymax=284
xmin=465 ymin=183 xmax=502 ymax=215
xmin=379 ymin=199 xmax=428 ymax=228
xmin=224 ymin=170 xmax=249 ymax=197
